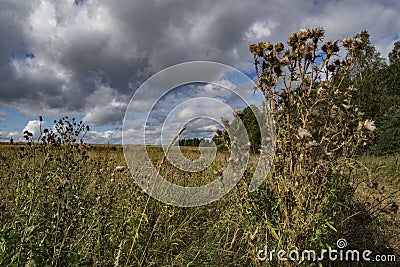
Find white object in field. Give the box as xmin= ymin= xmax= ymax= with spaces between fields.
xmin=115 ymin=166 xmax=125 ymax=172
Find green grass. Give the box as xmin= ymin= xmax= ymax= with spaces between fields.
xmin=352 ymin=155 xmax=400 ymax=253
xmin=0 ymin=143 xmax=398 ymax=266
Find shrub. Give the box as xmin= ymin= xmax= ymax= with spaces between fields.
xmin=249 ymin=28 xmax=375 ymax=257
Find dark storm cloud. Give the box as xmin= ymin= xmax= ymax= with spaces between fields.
xmin=0 ymin=0 xmax=150 ymax=120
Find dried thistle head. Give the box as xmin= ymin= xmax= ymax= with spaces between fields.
xmin=363 ymin=119 xmax=376 ymax=132
xmin=287 ymin=32 xmax=298 ymax=46
xmin=322 ymin=40 xmax=339 ymax=56
xmin=249 ymin=44 xmax=257 ymax=53
xmin=275 ymin=42 xmax=285 ymax=52
xmin=259 ymin=42 xmax=274 ymax=51
xmin=280 ymin=55 xmax=289 ymax=65
xmin=317 ymin=87 xmax=325 ymax=96
xmin=298 ymin=128 xmax=312 ymax=140
xmin=298 ymin=28 xmax=309 ymax=41
xmin=341 ymin=37 xmax=353 ymax=48
xmin=234 ymin=109 xmax=243 ymax=117
xmin=310 ymin=28 xmax=325 ymax=43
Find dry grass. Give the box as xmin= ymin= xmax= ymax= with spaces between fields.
xmin=0 ymin=142 xmax=398 ymax=266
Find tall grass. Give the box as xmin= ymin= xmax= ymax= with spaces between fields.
xmin=0 ymin=137 xmax=398 ymax=266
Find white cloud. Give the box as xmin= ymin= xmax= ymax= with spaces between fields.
xmin=0 ymin=130 xmax=21 ymax=142
xmin=23 ymin=120 xmax=46 ymax=139
xmin=86 ymin=130 xmax=122 ymax=144
xmin=245 ymin=20 xmax=277 ymax=41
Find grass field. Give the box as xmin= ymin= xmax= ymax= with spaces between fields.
xmin=0 ymin=142 xmax=398 ymax=266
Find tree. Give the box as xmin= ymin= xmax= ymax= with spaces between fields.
xmin=372 ymin=41 xmax=400 ymax=154
xmin=341 ymin=31 xmax=400 ymax=154
xmin=210 ymin=105 xmax=263 ymax=153
xmin=178 ymin=137 xmax=211 ymax=147
xmin=345 ymin=31 xmax=386 ymax=121
xmin=237 ymin=105 xmax=262 ymax=153
xmin=212 ymin=128 xmax=230 ymax=151
xmin=389 ymin=41 xmax=400 ymax=65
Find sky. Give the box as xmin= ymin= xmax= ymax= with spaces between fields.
xmin=0 ymin=0 xmax=399 ymax=144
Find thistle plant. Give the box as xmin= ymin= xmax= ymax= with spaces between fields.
xmin=1 ymin=116 xmax=93 ymax=266
xmin=250 ymin=28 xmax=375 ymax=255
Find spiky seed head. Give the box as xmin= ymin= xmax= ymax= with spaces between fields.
xmin=363 ymin=120 xmax=376 ymax=132
xmin=275 ymin=42 xmax=284 ymax=52
xmin=298 ymin=128 xmax=312 ymax=139
xmin=288 ymin=33 xmax=298 ymax=46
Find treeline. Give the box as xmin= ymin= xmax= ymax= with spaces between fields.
xmin=343 ymin=31 xmax=400 ymax=154
xmin=212 ymin=105 xmax=262 ymax=153
xmin=177 ymin=138 xmax=213 ymax=147
xmin=177 ymin=105 xmax=262 ymax=153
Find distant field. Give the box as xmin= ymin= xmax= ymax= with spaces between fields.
xmin=0 ymin=142 xmax=398 ymax=266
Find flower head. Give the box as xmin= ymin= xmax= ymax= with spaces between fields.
xmin=298 ymin=128 xmax=312 ymax=139
xmin=275 ymin=42 xmax=284 ymax=52
xmin=341 ymin=38 xmax=352 ymax=48
xmin=115 ymin=166 xmax=125 ymax=172
xmin=363 ymin=120 xmax=376 ymax=132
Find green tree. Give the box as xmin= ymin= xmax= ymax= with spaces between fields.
xmin=236 ymin=105 xmax=262 ymax=153
xmin=346 ymin=31 xmax=386 ymax=120
xmin=389 ymin=41 xmax=400 ymax=65
xmin=211 ymin=105 xmax=263 ymax=153
xmin=373 ymin=41 xmax=400 ymax=154
xmin=342 ymin=31 xmax=400 ymax=154
xmin=212 ymin=129 xmax=230 ymax=151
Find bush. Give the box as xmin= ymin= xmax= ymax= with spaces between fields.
xmin=249 ymin=28 xmax=375 ymax=257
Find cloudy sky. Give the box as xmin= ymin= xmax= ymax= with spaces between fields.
xmin=0 ymin=0 xmax=399 ymax=144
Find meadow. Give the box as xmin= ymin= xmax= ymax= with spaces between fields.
xmin=0 ymin=141 xmax=398 ymax=266
xmin=1 ymin=27 xmax=398 ymax=267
